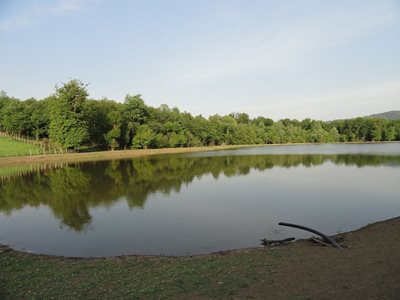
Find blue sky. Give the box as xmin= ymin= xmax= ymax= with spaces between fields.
xmin=1 ymin=0 xmax=399 ymax=120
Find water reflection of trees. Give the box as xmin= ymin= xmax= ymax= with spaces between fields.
xmin=0 ymin=154 xmax=399 ymax=231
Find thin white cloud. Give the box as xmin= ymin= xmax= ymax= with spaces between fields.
xmin=166 ymin=1 xmax=398 ymax=86
xmin=47 ymin=0 xmax=81 ymax=13
xmin=0 ymin=0 xmax=85 ymax=31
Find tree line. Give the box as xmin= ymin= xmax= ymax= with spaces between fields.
xmin=1 ymin=80 xmax=399 ymax=150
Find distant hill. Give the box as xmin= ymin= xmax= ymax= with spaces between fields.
xmin=366 ymin=111 xmax=400 ymax=120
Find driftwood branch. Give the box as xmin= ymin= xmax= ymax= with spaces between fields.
xmin=260 ymin=237 xmax=295 ymax=247
xmin=278 ymin=222 xmax=341 ymax=248
xmin=309 ymin=237 xmax=331 ymax=247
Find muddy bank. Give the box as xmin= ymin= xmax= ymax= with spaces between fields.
xmin=1 ymin=217 xmax=399 ymax=299
xmin=235 ymin=216 xmax=400 ymax=299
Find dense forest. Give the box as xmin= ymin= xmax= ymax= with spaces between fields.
xmin=1 ymin=80 xmax=400 ymax=150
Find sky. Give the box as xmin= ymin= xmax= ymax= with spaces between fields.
xmin=0 ymin=0 xmax=399 ymax=120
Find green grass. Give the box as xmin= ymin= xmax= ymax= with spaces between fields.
xmin=0 ymin=250 xmax=276 ymax=299
xmin=0 ymin=137 xmax=41 ymax=157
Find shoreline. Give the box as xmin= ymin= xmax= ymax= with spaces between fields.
xmin=1 ymin=216 xmax=399 ymax=298
xmin=1 ymin=215 xmax=399 ymax=260
xmin=0 ymin=141 xmax=398 ymax=167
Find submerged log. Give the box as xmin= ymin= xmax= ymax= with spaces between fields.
xmin=260 ymin=237 xmax=295 ymax=247
xmin=278 ymin=222 xmax=341 ymax=248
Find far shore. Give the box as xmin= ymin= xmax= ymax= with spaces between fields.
xmin=0 ymin=141 xmax=398 ymax=168
xmin=0 ymin=144 xmax=255 ymax=167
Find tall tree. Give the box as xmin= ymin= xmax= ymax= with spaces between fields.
xmin=25 ymin=98 xmax=50 ymax=140
xmin=49 ymin=80 xmax=89 ymax=149
xmin=122 ymin=94 xmax=149 ymax=148
xmin=1 ymin=100 xmax=29 ymax=136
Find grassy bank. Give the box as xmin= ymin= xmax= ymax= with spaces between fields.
xmin=0 ymin=248 xmax=272 ymax=299
xmin=0 ymin=137 xmax=41 ymax=157
xmin=1 ymin=217 xmax=399 ymax=299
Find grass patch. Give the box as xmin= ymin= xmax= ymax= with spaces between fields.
xmin=0 ymin=250 xmax=275 ymax=299
xmin=0 ymin=137 xmax=41 ymax=157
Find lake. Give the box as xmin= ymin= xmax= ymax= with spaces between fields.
xmin=0 ymin=143 xmax=399 ymax=257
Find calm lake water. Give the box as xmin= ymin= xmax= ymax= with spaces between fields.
xmin=0 ymin=143 xmax=400 ymax=257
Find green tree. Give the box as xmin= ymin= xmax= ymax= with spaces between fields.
xmin=28 ymin=99 xmax=50 ymax=140
xmin=220 ymin=115 xmax=238 ymax=144
xmin=327 ymin=127 xmax=340 ymax=142
xmin=49 ymin=80 xmax=89 ymax=149
xmin=231 ymin=112 xmax=250 ymax=124
xmin=168 ymin=132 xmax=186 ymax=147
xmin=122 ymin=94 xmax=149 ymax=147
xmin=105 ymin=126 xmax=121 ymax=150
xmin=368 ymin=120 xmax=382 ymax=141
xmin=1 ymin=100 xmax=29 ymax=136
xmin=266 ymin=121 xmax=287 ymax=144
xmin=84 ymin=99 xmax=115 ymax=147
xmin=307 ymin=121 xmax=328 ymax=143
xmin=132 ymin=124 xmax=156 ymax=149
